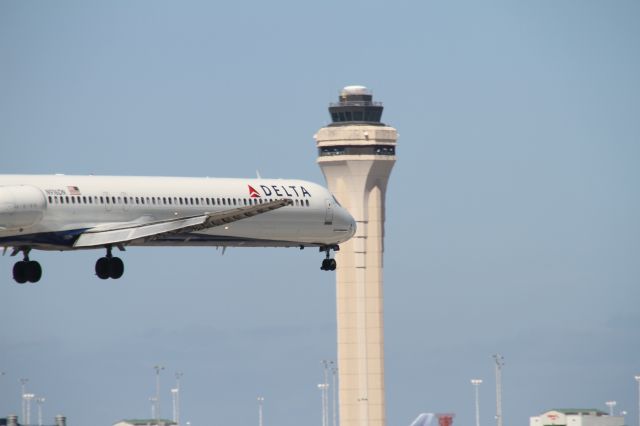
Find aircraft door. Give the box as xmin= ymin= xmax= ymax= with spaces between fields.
xmin=324 ymin=199 xmax=334 ymax=225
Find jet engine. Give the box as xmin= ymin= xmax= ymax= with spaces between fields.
xmin=0 ymin=185 xmax=47 ymax=231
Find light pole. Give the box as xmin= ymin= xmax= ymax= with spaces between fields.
xmin=257 ymin=396 xmax=264 ymax=426
xmin=0 ymin=372 xmax=4 ymax=414
xmin=154 ymin=365 xmax=165 ymax=425
xmin=331 ymin=365 xmax=338 ymax=426
xmin=321 ymin=361 xmax=330 ymax=426
xmin=493 ymin=354 xmax=504 ymax=426
xmin=20 ymin=378 xmax=28 ymax=423
xmin=150 ymin=397 xmax=157 ymax=419
xmin=175 ymin=372 xmax=183 ymax=426
xmin=606 ymin=401 xmax=617 ymax=416
xmin=634 ymin=376 xmax=640 ymax=426
xmin=318 ymin=383 xmax=329 ymax=426
xmin=24 ymin=393 xmax=35 ymax=426
xmin=171 ymin=389 xmax=178 ymax=424
xmin=471 ymin=379 xmax=483 ymax=426
xmin=36 ymin=397 xmax=45 ymax=426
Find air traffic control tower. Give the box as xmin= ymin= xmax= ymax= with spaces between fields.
xmin=315 ymin=86 xmax=397 ymax=426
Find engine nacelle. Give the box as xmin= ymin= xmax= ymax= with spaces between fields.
xmin=0 ymin=185 xmax=47 ymax=231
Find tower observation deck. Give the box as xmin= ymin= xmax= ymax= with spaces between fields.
xmin=315 ymin=86 xmax=397 ymax=426
xmin=319 ymin=86 xmax=396 ymax=159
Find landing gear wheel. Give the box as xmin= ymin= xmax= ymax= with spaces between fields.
xmin=321 ymin=258 xmax=330 ymax=271
xmin=328 ymin=258 xmax=337 ymax=271
xmin=109 ymin=257 xmax=124 ymax=279
xmin=11 ymin=248 xmax=43 ymax=284
xmin=319 ymin=246 xmax=339 ymax=271
xmin=26 ymin=261 xmax=42 ymax=283
xmin=96 ymin=257 xmax=110 ymax=280
xmin=13 ymin=261 xmax=28 ymax=284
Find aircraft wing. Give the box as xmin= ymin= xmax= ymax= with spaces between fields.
xmin=73 ymin=198 xmax=293 ymax=248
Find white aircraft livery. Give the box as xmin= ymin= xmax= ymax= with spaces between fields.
xmin=0 ymin=174 xmax=356 ymax=283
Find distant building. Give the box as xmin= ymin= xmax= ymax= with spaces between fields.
xmin=1 ymin=415 xmax=66 ymax=426
xmin=114 ymin=419 xmax=176 ymax=426
xmin=531 ymin=409 xmax=625 ymax=426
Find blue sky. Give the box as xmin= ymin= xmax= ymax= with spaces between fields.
xmin=1 ymin=1 xmax=639 ymax=426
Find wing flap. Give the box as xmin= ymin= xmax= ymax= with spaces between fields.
xmin=73 ymin=198 xmax=292 ymax=248
xmin=74 ymin=216 xmax=205 ymax=247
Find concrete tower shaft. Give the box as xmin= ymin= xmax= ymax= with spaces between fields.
xmin=316 ymin=86 xmax=397 ymax=426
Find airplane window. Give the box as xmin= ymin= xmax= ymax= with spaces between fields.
xmin=54 ymin=196 xmax=59 ymax=204
xmin=162 ymin=197 xmax=166 ymax=204
xmin=206 ymin=198 xmax=210 ymax=205
xmin=61 ymin=197 xmax=65 ymax=204
xmin=232 ymin=199 xmax=236 ymax=206
xmin=48 ymin=196 xmax=52 ymax=203
xmin=124 ymin=197 xmax=128 ymax=204
xmin=169 ymin=198 xmax=173 ymax=205
xmin=196 ymin=198 xmax=199 ymax=205
xmin=145 ymin=197 xmax=149 ymax=204
xmin=72 ymin=197 xmax=77 ymax=204
xmin=217 ymin=198 xmax=221 ymax=205
xmin=129 ymin=197 xmax=133 ymax=203
xmin=306 ymin=200 xmax=310 ymax=206
xmin=179 ymin=197 xmax=183 ymax=205
xmin=141 ymin=197 xmax=145 ymax=205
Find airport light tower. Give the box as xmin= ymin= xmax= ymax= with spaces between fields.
xmin=315 ymin=85 xmax=397 ymax=426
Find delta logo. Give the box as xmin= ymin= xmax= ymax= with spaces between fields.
xmin=248 ymin=184 xmax=312 ymax=198
xmin=248 ymin=185 xmax=261 ymax=198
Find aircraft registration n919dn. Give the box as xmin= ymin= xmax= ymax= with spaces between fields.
xmin=0 ymin=174 xmax=356 ymax=283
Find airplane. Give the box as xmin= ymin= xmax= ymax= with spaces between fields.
xmin=0 ymin=174 xmax=356 ymax=283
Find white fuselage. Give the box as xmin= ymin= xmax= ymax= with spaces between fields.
xmin=0 ymin=174 xmax=356 ymax=251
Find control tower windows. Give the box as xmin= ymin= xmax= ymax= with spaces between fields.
xmin=319 ymin=145 xmax=395 ymax=157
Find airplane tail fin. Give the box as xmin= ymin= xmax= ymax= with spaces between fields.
xmin=410 ymin=413 xmax=435 ymax=426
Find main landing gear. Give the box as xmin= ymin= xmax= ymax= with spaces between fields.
xmin=12 ymin=248 xmax=42 ymax=284
xmin=320 ymin=245 xmax=339 ymax=271
xmin=95 ymin=246 xmax=125 ymax=280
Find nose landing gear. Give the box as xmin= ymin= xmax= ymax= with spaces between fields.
xmin=95 ymin=245 xmax=125 ymax=280
xmin=12 ymin=248 xmax=42 ymax=284
xmin=320 ymin=245 xmax=339 ymax=271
